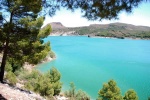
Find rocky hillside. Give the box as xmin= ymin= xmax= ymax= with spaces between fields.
xmin=47 ymin=22 xmax=150 ymax=39
xmin=0 ymin=83 xmax=45 ymax=100
xmin=50 ymin=22 xmax=65 ymax=29
xmin=47 ymin=22 xmax=78 ymax=36
xmin=0 ymin=82 xmax=68 ymax=100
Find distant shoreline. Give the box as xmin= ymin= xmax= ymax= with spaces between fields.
xmin=88 ymin=36 xmax=150 ymax=40
xmin=49 ymin=35 xmax=150 ymax=40
xmin=48 ymin=22 xmax=150 ymax=40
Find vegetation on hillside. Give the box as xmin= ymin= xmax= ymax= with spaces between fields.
xmin=97 ymin=80 xmax=138 ymax=100
xmin=23 ymin=67 xmax=62 ymax=98
xmin=4 ymin=61 xmax=140 ymax=100
xmin=5 ymin=65 xmax=62 ymax=99
xmin=4 ymin=62 xmax=91 ymax=99
xmin=50 ymin=22 xmax=150 ymax=39
xmin=65 ymin=82 xmax=90 ymax=100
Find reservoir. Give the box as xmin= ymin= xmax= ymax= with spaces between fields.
xmin=37 ymin=36 xmax=150 ymax=100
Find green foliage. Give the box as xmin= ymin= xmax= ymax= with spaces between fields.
xmin=14 ymin=68 xmax=29 ymax=79
xmin=97 ymin=80 xmax=123 ymax=100
xmin=49 ymin=51 xmax=55 ymax=58
xmin=4 ymin=61 xmax=21 ymax=86
xmin=123 ymin=89 xmax=138 ymax=100
xmin=45 ymin=67 xmax=62 ymax=95
xmin=10 ymin=16 xmax=52 ymax=65
xmin=6 ymin=58 xmax=23 ymax=73
xmin=49 ymin=67 xmax=61 ymax=83
xmin=76 ymin=90 xmax=90 ymax=100
xmin=5 ymin=71 xmax=17 ymax=86
xmin=56 ymin=0 xmax=143 ymax=20
xmin=65 ymin=82 xmax=76 ymax=98
xmin=23 ymin=67 xmax=62 ymax=97
xmin=65 ymin=82 xmax=90 ymax=100
xmin=24 ymin=69 xmax=41 ymax=80
xmin=51 ymin=23 xmax=150 ymax=39
xmin=33 ymin=74 xmax=54 ymax=97
xmin=38 ymin=24 xmax=52 ymax=39
xmin=0 ymin=0 xmax=52 ymax=82
xmin=97 ymin=80 xmax=139 ymax=100
xmin=5 ymin=62 xmax=12 ymax=72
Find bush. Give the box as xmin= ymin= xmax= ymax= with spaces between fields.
xmin=124 ymin=89 xmax=138 ymax=100
xmin=33 ymin=75 xmax=54 ymax=97
xmin=5 ymin=62 xmax=12 ymax=72
xmin=5 ymin=71 xmax=17 ymax=86
xmin=14 ymin=68 xmax=26 ymax=76
xmin=24 ymin=67 xmax=62 ymax=97
xmin=97 ymin=80 xmax=138 ymax=100
xmin=49 ymin=51 xmax=55 ymax=58
xmin=76 ymin=90 xmax=90 ymax=100
xmin=65 ymin=82 xmax=90 ymax=100
xmin=45 ymin=67 xmax=62 ymax=95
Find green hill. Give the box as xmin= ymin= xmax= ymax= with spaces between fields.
xmin=47 ymin=22 xmax=150 ymax=39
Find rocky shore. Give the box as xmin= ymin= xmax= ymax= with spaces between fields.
xmin=23 ymin=54 xmax=56 ymax=71
xmin=0 ymin=52 xmax=69 ymax=100
xmin=0 ymin=82 xmax=69 ymax=100
xmin=0 ymin=54 xmax=58 ymax=100
xmin=0 ymin=82 xmax=45 ymax=100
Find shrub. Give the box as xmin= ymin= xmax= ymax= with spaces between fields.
xmin=124 ymin=89 xmax=138 ymax=100
xmin=76 ymin=90 xmax=90 ymax=100
xmin=5 ymin=71 xmax=17 ymax=86
xmin=65 ymin=82 xmax=90 ymax=100
xmin=97 ymin=80 xmax=138 ymax=100
xmin=5 ymin=62 xmax=12 ymax=72
xmin=33 ymin=75 xmax=54 ymax=97
xmin=24 ymin=67 xmax=62 ymax=97
xmin=49 ymin=51 xmax=55 ymax=58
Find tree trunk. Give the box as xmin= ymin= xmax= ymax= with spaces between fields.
xmin=0 ymin=39 xmax=9 ymax=83
xmin=0 ymin=9 xmax=13 ymax=83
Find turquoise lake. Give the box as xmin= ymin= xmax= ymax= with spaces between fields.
xmin=37 ymin=36 xmax=150 ymax=100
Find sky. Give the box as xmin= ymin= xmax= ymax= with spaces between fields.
xmin=43 ymin=2 xmax=150 ymax=27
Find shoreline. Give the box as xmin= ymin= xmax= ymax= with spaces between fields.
xmin=49 ymin=34 xmax=150 ymax=40
xmin=89 ymin=36 xmax=150 ymax=40
xmin=23 ymin=55 xmax=56 ymax=71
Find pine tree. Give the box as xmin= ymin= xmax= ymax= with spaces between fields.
xmin=97 ymin=80 xmax=123 ymax=100
xmin=0 ymin=0 xmax=50 ymax=82
xmin=123 ymin=89 xmax=138 ymax=100
xmin=45 ymin=67 xmax=62 ymax=95
xmin=65 ymin=82 xmax=90 ymax=100
xmin=45 ymin=0 xmax=145 ymax=20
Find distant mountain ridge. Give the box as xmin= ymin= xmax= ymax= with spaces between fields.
xmin=49 ymin=22 xmax=65 ymax=29
xmin=47 ymin=22 xmax=150 ymax=39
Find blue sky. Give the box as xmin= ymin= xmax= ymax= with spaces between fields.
xmin=43 ymin=2 xmax=150 ymax=27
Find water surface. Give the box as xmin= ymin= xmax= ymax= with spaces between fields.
xmin=37 ymin=36 xmax=150 ymax=100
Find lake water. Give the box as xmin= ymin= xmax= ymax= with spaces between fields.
xmin=37 ymin=36 xmax=150 ymax=100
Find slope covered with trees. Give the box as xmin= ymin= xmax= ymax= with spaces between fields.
xmin=49 ymin=22 xmax=150 ymax=39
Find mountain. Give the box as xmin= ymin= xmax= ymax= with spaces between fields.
xmin=46 ymin=22 xmax=150 ymax=39
xmin=49 ymin=22 xmax=65 ymax=29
